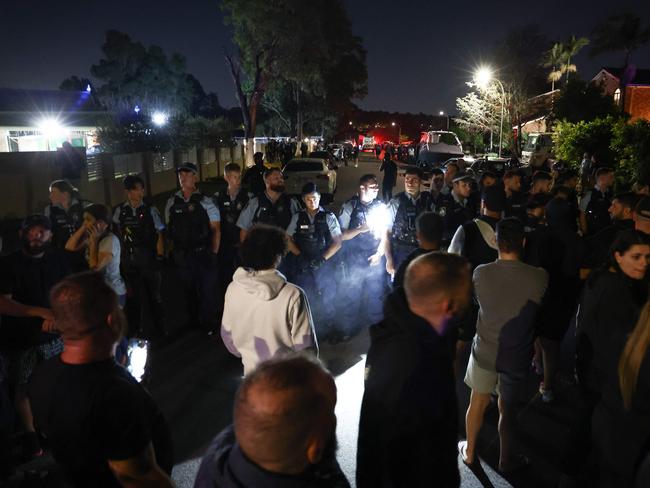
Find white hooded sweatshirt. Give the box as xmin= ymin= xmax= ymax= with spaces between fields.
xmin=221 ymin=267 xmax=318 ymax=375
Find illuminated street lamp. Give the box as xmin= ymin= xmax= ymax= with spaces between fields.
xmin=152 ymin=111 xmax=168 ymax=127
xmin=439 ymin=110 xmax=445 ymax=116
xmin=472 ymin=66 xmax=506 ymax=157
xmin=391 ymin=121 xmax=401 ymax=144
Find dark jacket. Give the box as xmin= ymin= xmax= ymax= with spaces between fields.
xmin=194 ymin=425 xmax=350 ymax=488
xmin=585 ymin=219 xmax=635 ymax=269
xmin=356 ymin=288 xmax=459 ymax=488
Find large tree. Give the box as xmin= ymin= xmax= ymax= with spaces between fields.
xmin=221 ymin=0 xmax=367 ymax=162
xmin=591 ymin=13 xmax=650 ymax=109
xmin=90 ymin=30 xmax=198 ymax=116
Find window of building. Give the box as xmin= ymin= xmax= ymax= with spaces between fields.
xmin=614 ymin=88 xmax=621 ymax=104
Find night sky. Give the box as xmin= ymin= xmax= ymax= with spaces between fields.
xmin=2 ymin=0 xmax=650 ymax=115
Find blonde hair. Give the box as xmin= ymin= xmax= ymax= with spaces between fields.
xmin=619 ymin=301 xmax=650 ymax=409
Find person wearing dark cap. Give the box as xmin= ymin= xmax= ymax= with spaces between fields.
xmin=437 ymin=171 xmax=476 ymax=247
xmin=112 ymin=175 xmax=167 ymax=340
xmin=503 ymin=169 xmax=527 ymax=222
xmin=287 ymin=183 xmax=342 ymax=339
xmin=241 ymin=152 xmax=266 ymax=195
xmin=0 ymin=214 xmax=71 ymax=458
xmin=579 ymin=167 xmax=615 ymax=236
xmin=634 ymin=196 xmax=650 ymax=235
xmin=524 ymin=192 xmax=551 ymax=232
xmin=45 ymin=179 xmax=92 ymax=271
xmin=164 ymin=162 xmax=222 ymax=334
xmin=44 ymin=179 xmax=92 ymax=251
xmin=385 ymin=167 xmax=434 ymax=278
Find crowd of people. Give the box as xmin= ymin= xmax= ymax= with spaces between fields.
xmin=1 ymin=148 xmax=650 ymax=487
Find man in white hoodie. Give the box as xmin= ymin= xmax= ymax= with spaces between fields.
xmin=221 ymin=224 xmax=318 ymax=375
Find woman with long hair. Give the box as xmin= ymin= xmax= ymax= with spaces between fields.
xmin=587 ymin=301 xmax=650 ymax=487
xmin=566 ymin=230 xmax=650 ymax=485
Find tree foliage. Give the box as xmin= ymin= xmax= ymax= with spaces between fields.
xmin=590 ymin=13 xmax=650 ymax=67
xmin=90 ymin=30 xmax=199 ymax=116
xmin=221 ymin=0 xmax=367 ymax=142
xmin=554 ymin=78 xmax=618 ymax=123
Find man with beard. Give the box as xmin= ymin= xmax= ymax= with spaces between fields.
xmin=385 ymin=167 xmax=434 ymax=278
xmin=0 ymin=215 xmax=71 ymax=458
xmin=337 ymin=174 xmax=388 ymax=335
xmin=194 ymin=355 xmax=349 ymax=488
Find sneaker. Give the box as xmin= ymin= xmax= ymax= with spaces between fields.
xmin=539 ymin=383 xmax=554 ymax=403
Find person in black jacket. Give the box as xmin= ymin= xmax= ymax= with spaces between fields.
xmin=564 ymin=230 xmax=650 ymax=485
xmin=357 ymin=252 xmax=471 ymax=488
xmin=380 ymin=153 xmax=398 ymax=202
xmin=194 ymin=355 xmax=349 ymax=488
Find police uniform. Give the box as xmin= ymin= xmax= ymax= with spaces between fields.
xmin=438 ymin=191 xmax=476 ymax=247
xmin=287 ymin=208 xmax=341 ymax=336
xmin=580 ymin=186 xmax=613 ymax=236
xmin=237 ymin=192 xmax=300 ymax=278
xmin=337 ymin=197 xmax=388 ymax=331
xmin=44 ymin=199 xmax=91 ymax=271
xmin=164 ymin=190 xmax=221 ymax=332
xmin=113 ymin=202 xmax=166 ymax=338
xmin=213 ymin=188 xmax=252 ymax=284
xmin=387 ymin=191 xmax=434 ymax=272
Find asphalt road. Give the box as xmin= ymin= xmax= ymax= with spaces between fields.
xmin=158 ymin=153 xmax=578 ymax=487
xmin=13 ymin=153 xmax=578 ymax=487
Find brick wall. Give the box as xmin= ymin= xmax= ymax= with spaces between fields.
xmin=625 ymin=86 xmax=650 ymax=122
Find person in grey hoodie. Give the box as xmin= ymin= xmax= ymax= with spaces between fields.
xmin=221 ymin=224 xmax=318 ymax=375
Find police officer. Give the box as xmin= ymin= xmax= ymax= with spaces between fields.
xmin=164 ymin=162 xmax=221 ymax=335
xmin=213 ymin=163 xmax=252 ymax=287
xmin=287 ymin=183 xmax=342 ymax=338
xmin=385 ymin=167 xmax=434 ymax=278
xmin=438 ymin=171 xmax=476 ymax=247
xmin=44 ymin=179 xmax=91 ymax=271
xmin=529 ymin=170 xmax=553 ymax=196
xmin=579 ymin=167 xmax=615 ymax=236
xmin=113 ymin=175 xmax=166 ymax=339
xmin=237 ymin=168 xmax=301 ymax=239
xmin=338 ymin=174 xmax=388 ymax=333
xmin=241 ymin=152 xmax=266 ymax=195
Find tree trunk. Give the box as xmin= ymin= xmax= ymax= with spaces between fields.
xmin=294 ymin=86 xmax=303 ymax=156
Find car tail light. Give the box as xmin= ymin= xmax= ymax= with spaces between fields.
xmin=317 ymin=174 xmax=329 ymax=180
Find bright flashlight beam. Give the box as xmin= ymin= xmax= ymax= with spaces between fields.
xmin=152 ymin=111 xmax=168 ymax=127
xmin=474 ymin=66 xmax=493 ymax=89
xmin=366 ymin=204 xmax=391 ymax=239
xmin=126 ymin=339 xmax=149 ymax=383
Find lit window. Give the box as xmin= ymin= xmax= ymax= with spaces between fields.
xmin=614 ymin=88 xmax=621 ymax=104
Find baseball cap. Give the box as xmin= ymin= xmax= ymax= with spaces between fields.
xmin=452 ymin=171 xmax=474 ymax=183
xmin=301 ymin=182 xmax=319 ymax=195
xmin=635 ymin=196 xmax=650 ymax=220
xmin=22 ymin=214 xmax=51 ymax=231
xmin=176 ymin=162 xmax=198 ymax=174
xmin=481 ymin=185 xmax=506 ymax=213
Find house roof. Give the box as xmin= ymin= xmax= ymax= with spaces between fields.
xmin=600 ymin=67 xmax=650 ymax=85
xmin=0 ymin=88 xmax=107 ymax=128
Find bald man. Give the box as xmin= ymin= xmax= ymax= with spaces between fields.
xmin=357 ymin=252 xmax=471 ymax=488
xmin=194 ymin=355 xmax=349 ymax=487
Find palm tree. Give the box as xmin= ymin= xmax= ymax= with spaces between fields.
xmin=591 ymin=13 xmax=650 ymax=108
xmin=543 ymin=42 xmax=566 ymax=92
xmin=563 ymin=35 xmax=589 ymax=83
xmin=591 ymin=13 xmax=650 ymax=68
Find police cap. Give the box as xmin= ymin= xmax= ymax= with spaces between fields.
xmin=176 ymin=162 xmax=198 ymax=174
xmin=301 ymin=182 xmax=319 ymax=196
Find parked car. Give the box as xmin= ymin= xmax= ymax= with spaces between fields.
xmin=283 ymin=158 xmax=337 ymax=203
xmin=469 ymin=156 xmax=520 ymax=178
xmin=416 ymin=131 xmax=464 ymax=172
xmin=309 ymin=151 xmax=339 ymax=169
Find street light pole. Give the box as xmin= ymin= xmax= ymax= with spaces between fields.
xmin=494 ymin=79 xmax=506 ymax=158
xmin=472 ymin=67 xmax=506 ymax=158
